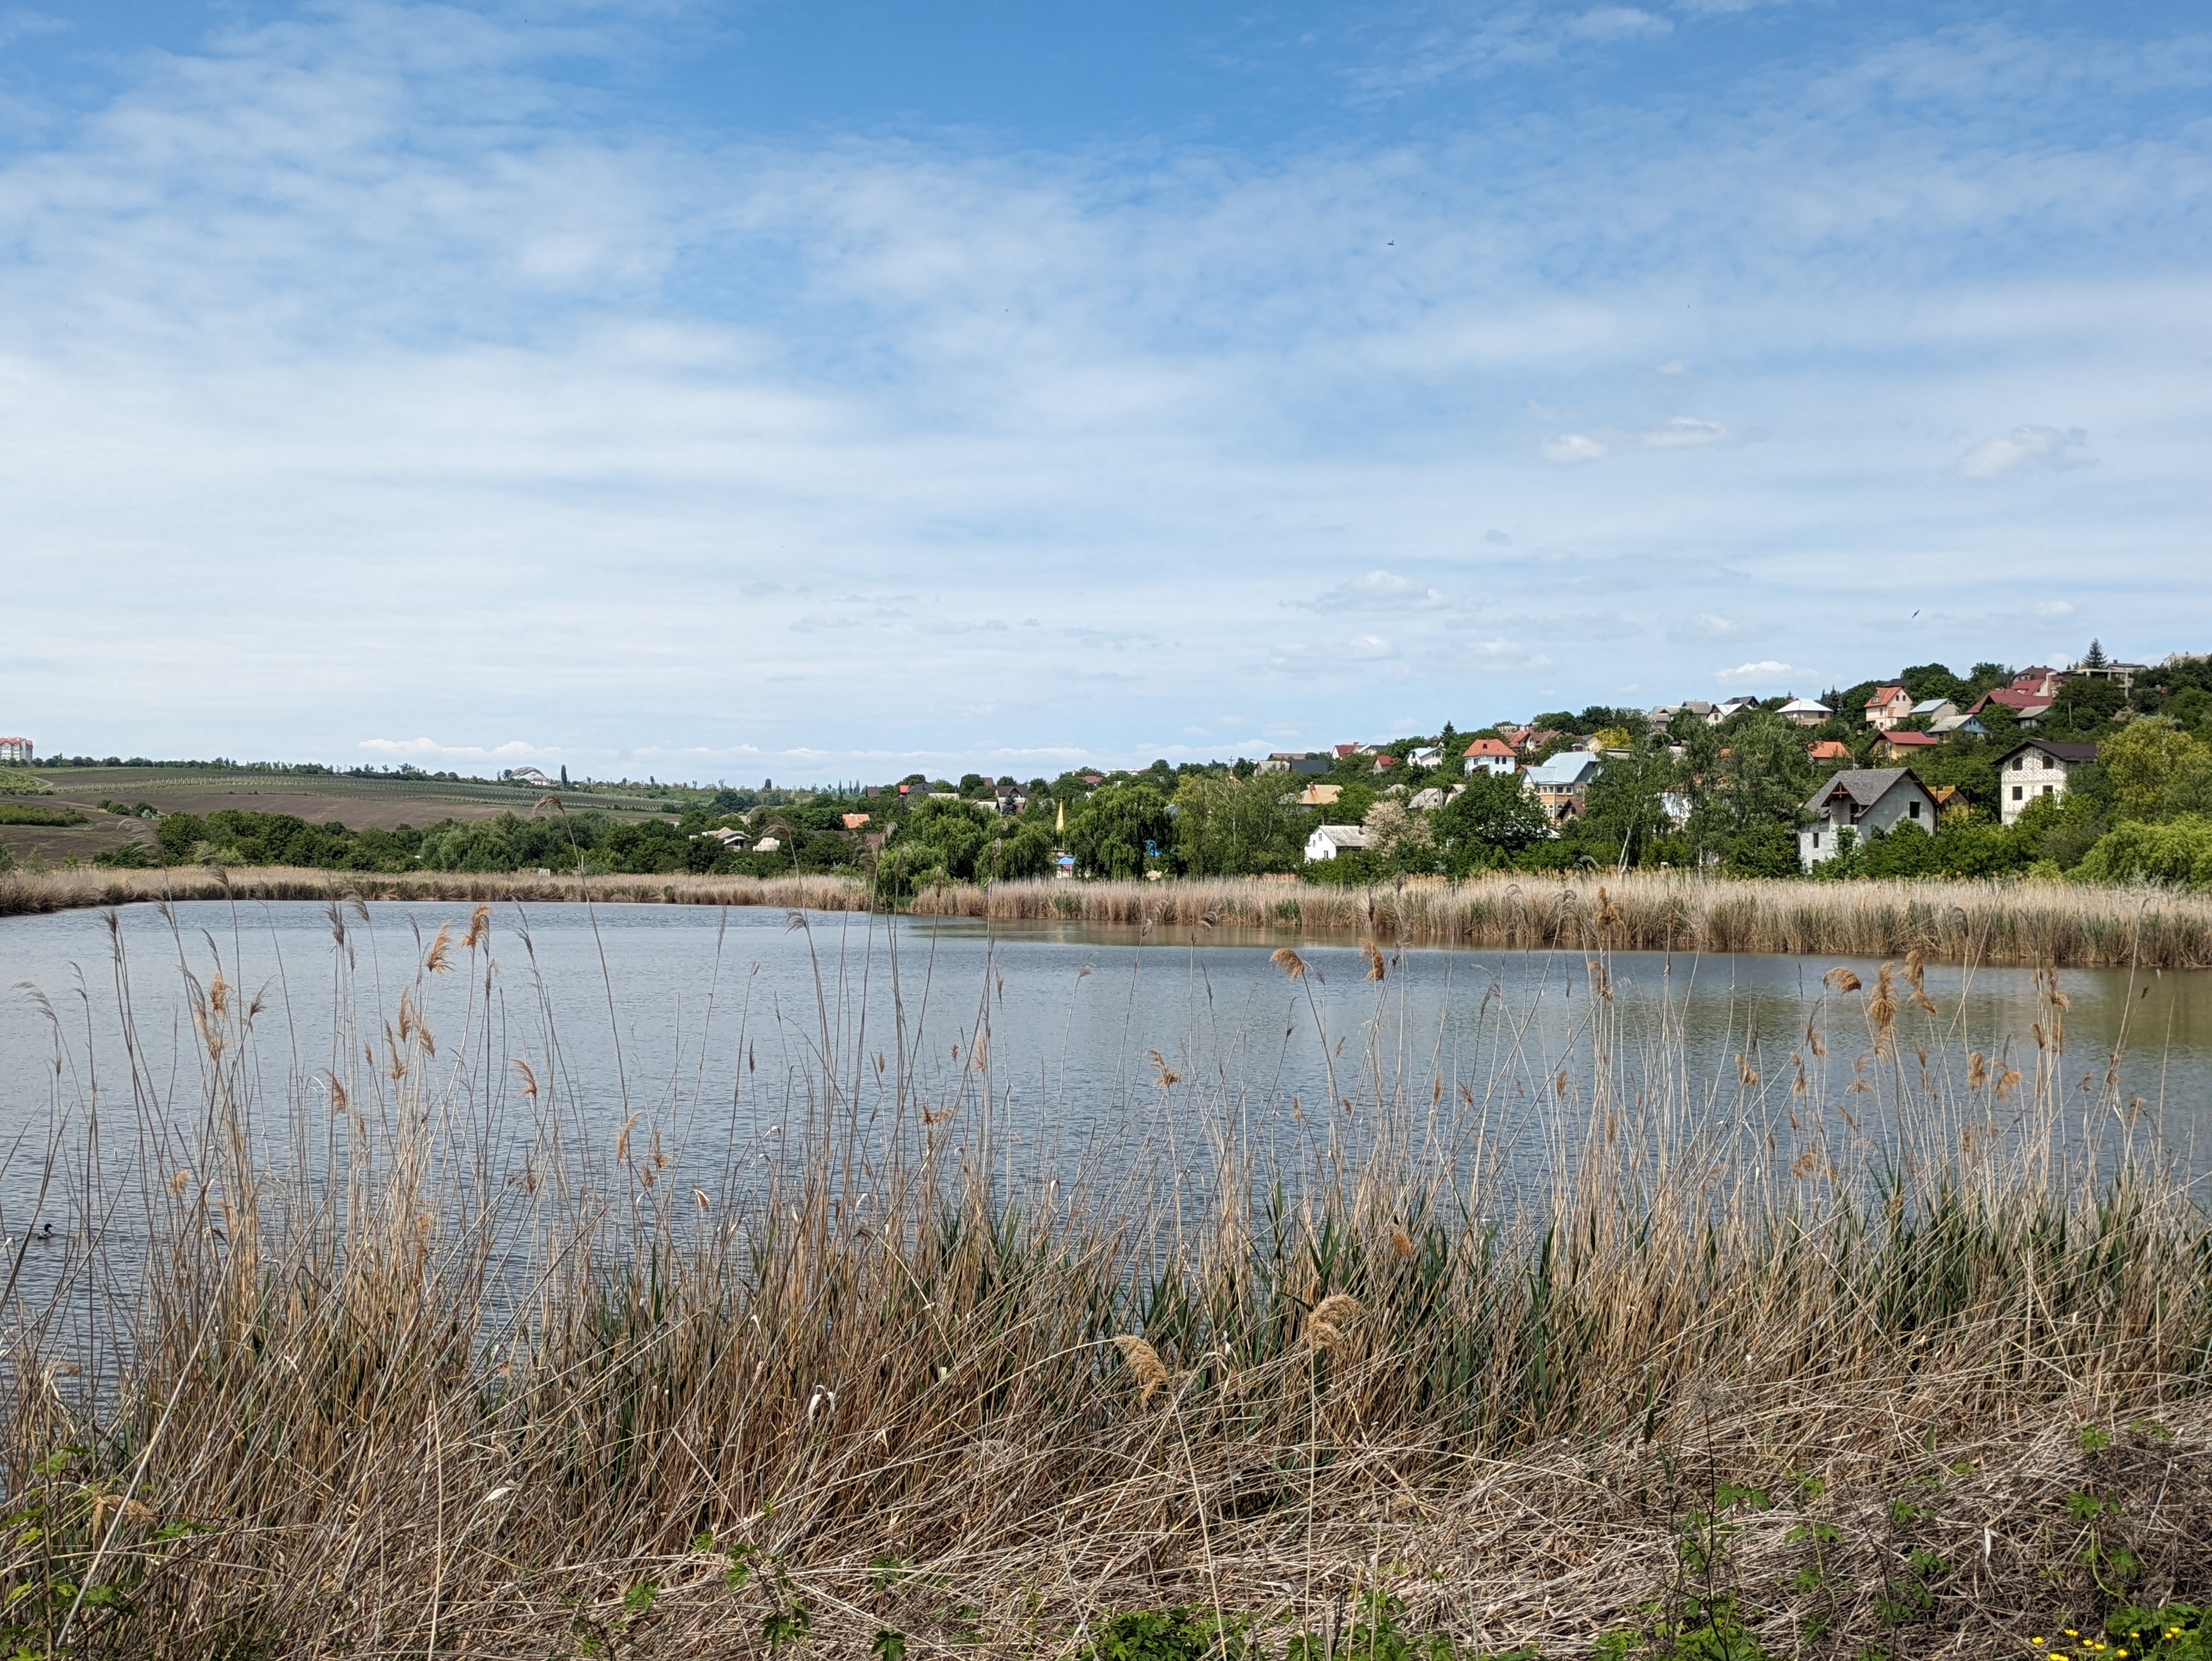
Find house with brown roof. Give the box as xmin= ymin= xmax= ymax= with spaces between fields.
xmin=1879 ymin=730 xmax=1943 ymax=762
xmin=1862 ymin=685 xmax=1914 ymax=731
xmin=1462 ymin=737 xmax=1518 ymax=777
xmin=1995 ymin=739 xmax=2098 ymax=825
xmin=1806 ymin=740 xmax=1852 ymax=764
xmin=1799 ymin=769 xmax=1939 ymax=868
xmin=1969 ymin=687 xmax=2053 ymax=727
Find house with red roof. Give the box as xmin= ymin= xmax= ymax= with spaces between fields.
xmin=1462 ymin=737 xmax=1518 ymax=777
xmin=1862 ymin=685 xmax=1914 ymax=731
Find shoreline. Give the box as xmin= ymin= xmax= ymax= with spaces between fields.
xmin=5 ymin=864 xmax=2212 ymax=967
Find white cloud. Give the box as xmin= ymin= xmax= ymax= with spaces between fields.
xmin=1957 ymin=425 xmax=2091 ymax=478
xmin=1714 ymin=661 xmax=1797 ymax=684
xmin=1302 ymin=569 xmax=1448 ymax=609
xmin=1642 ymin=417 xmax=1731 ymax=448
xmin=1542 ymin=433 xmax=1609 ymax=463
xmin=359 ymin=737 xmax=545 ymax=759
xmin=1570 ymin=8 xmax=1673 ymax=42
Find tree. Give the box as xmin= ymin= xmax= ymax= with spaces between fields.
xmin=1173 ymin=770 xmax=1302 ymax=875
xmin=2101 ymin=717 xmax=2212 ymax=823
xmin=1679 ymin=710 xmax=1814 ymax=872
xmin=1066 ymin=783 xmax=1173 ymax=878
xmin=1579 ymin=744 xmax=1679 ymax=869
xmin=1361 ymin=799 xmax=1436 ymax=872
xmin=1432 ymin=769 xmax=1548 ymax=873
xmin=2041 ymin=676 xmax=2125 ymax=738
xmin=2081 ymin=639 xmax=2110 ymax=670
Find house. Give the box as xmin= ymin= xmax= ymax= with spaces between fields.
xmin=1372 ymin=753 xmax=1400 ymax=771
xmin=707 ymin=825 xmax=749 ymax=849
xmin=1520 ymin=728 xmax=1568 ymax=755
xmin=753 ymin=836 xmax=782 ymax=853
xmin=1926 ymin=713 xmax=1988 ymax=738
xmin=1879 ymin=730 xmax=1943 ymax=762
xmin=2072 ymin=659 xmax=2149 ymax=691
xmin=842 ymin=812 xmax=872 ymax=831
xmin=1648 ymin=700 xmax=1714 ymax=728
xmin=1521 ymin=752 xmax=1601 ymax=822
xmin=1806 ymin=740 xmax=1852 ymax=764
xmin=1080 ymin=773 xmax=1104 ymax=786
xmin=1298 ymin=782 xmax=1344 ymax=807
xmin=1258 ymin=752 xmax=1330 ymax=775
xmin=1331 ymin=743 xmax=1378 ymax=760
xmin=1969 ymin=687 xmax=2053 ymax=727
xmin=2009 ymin=666 xmax=2066 ymax=698
xmin=1659 ymin=792 xmax=1693 ymax=830
xmin=1408 ymin=784 xmax=1466 ymax=811
xmin=993 ymin=784 xmax=1025 ymax=813
xmin=1799 ymin=769 xmax=1939 ymax=868
xmin=1908 ymin=698 xmax=1960 ymax=726
xmin=1778 ymin=698 xmax=1832 ymax=727
xmin=1929 ymin=785 xmax=1967 ymax=819
xmin=1408 ymin=746 xmax=1443 ymax=768
xmin=1995 ymin=739 xmax=2099 ymax=825
xmin=1862 ymin=686 xmax=1915 ymax=731
xmin=1462 ymin=737 xmax=1518 ymax=776
xmin=0 ymin=737 xmax=30 ymax=764
xmin=1709 ymin=696 xmax=1761 ymax=724
xmin=1305 ymin=824 xmax=1367 ymax=861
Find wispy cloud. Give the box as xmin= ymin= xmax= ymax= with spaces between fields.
xmin=1957 ymin=425 xmax=2091 ymax=478
xmin=1714 ymin=661 xmax=1798 ymax=684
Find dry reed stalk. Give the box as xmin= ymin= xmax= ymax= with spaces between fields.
xmin=5 ymin=912 xmax=2212 ymax=1658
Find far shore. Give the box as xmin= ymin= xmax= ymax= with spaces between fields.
xmin=6 ymin=864 xmax=2211 ymax=968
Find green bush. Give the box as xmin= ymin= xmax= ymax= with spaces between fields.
xmin=0 ymin=803 xmax=86 ymax=827
xmin=2072 ymin=816 xmax=2212 ymax=890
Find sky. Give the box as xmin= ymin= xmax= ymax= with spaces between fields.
xmin=0 ymin=0 xmax=2206 ymax=783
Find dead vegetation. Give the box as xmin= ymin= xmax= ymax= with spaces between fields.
xmin=2 ymin=905 xmax=2210 ymax=1657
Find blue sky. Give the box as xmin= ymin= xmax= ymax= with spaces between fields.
xmin=1 ymin=1 xmax=2206 ymax=782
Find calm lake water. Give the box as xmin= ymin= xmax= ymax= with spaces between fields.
xmin=5 ymin=899 xmax=2212 ymax=1264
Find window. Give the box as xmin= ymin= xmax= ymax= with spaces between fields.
xmin=2012 ymin=786 xmax=2023 ymax=801
xmin=2044 ymin=785 xmax=2054 ymax=796
xmin=1812 ymin=832 xmax=1821 ymax=848
xmin=1909 ymin=800 xmax=1921 ymax=819
xmin=2013 ymin=757 xmax=2025 ymax=770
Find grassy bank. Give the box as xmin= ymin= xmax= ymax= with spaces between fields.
xmin=11 ymin=864 xmax=2212 ymax=969
xmin=3 ymin=911 xmax=2211 ymax=1658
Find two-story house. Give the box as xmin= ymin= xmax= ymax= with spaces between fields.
xmin=1462 ymin=737 xmax=1518 ymax=776
xmin=1862 ymin=686 xmax=1915 ymax=731
xmin=1522 ymin=752 xmax=1601 ymax=823
xmin=1799 ymin=768 xmax=1939 ymax=868
xmin=1995 ymin=739 xmax=2098 ymax=825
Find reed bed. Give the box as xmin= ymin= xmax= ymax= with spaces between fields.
xmin=2 ymin=899 xmax=2210 ymax=1658
xmin=0 ymin=864 xmax=872 ymax=919
xmin=11 ymin=864 xmax=2212 ymax=968
xmin=913 ymin=871 xmax=2212 ymax=968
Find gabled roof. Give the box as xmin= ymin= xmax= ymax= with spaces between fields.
xmin=1806 ymin=740 xmax=1851 ymax=760
xmin=1883 ymin=730 xmax=1941 ymax=748
xmin=1971 ymin=688 xmax=2054 ymax=715
xmin=1863 ymin=684 xmax=1907 ymax=707
xmin=1803 ymin=767 xmax=1930 ymax=816
xmin=1909 ymin=698 xmax=1955 ymax=715
xmin=1996 ymin=739 xmax=2100 ymax=765
xmin=1462 ymin=737 xmax=1516 ymax=757
xmin=1525 ymin=753 xmax=1600 ymax=786
xmin=1779 ymin=698 xmax=1832 ymax=715
xmin=1310 ymin=824 xmax=1366 ymax=848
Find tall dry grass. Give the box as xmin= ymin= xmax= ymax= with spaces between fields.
xmin=0 ymin=864 xmax=870 ymax=919
xmin=913 ymin=871 xmax=2212 ymax=968
xmin=3 ymin=902 xmax=2211 ymax=1656
xmin=11 ymin=864 xmax=2212 ymax=968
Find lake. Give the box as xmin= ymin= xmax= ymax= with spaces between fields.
xmin=4 ymin=898 xmax=2209 ymax=1278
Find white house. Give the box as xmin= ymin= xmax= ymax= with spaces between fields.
xmin=1799 ymin=769 xmax=1939 ymax=868
xmin=1408 ymin=784 xmax=1466 ymax=811
xmin=1709 ymin=697 xmax=1761 ymax=724
xmin=1462 ymin=738 xmax=1517 ymax=776
xmin=1522 ymin=752 xmax=1601 ymax=822
xmin=0 ymin=737 xmax=31 ymax=765
xmin=1995 ymin=740 xmax=2099 ymax=826
xmin=1305 ymin=824 xmax=1367 ymax=861
xmin=1778 ymin=698 xmax=1832 ymax=727
xmin=1408 ymin=746 xmax=1443 ymax=768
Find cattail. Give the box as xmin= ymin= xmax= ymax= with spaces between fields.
xmin=1112 ymin=1335 xmax=1170 ymax=1404
xmin=424 ymin=923 xmax=453 ymax=975
xmin=1823 ymin=966 xmax=1862 ymax=995
xmin=1390 ymin=1227 xmax=1415 ymax=1260
xmin=1271 ymin=947 xmax=1308 ymax=981
xmin=1361 ymin=942 xmax=1386 ymax=982
xmin=462 ymin=905 xmax=492 ymax=950
xmin=512 ymin=1058 xmax=538 ymax=1098
xmin=1307 ymin=1292 xmax=1362 ymax=1351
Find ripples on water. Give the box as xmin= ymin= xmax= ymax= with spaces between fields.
xmin=3 ymin=898 xmax=2207 ymax=1315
